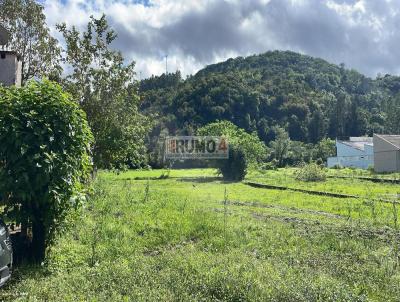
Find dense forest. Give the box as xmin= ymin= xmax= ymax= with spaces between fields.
xmin=140 ymin=50 xmax=400 ymax=147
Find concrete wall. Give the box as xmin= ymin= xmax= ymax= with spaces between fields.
xmin=328 ymin=135 xmax=400 ymax=172
xmin=374 ymin=150 xmax=400 ymax=173
xmin=327 ymin=155 xmax=373 ymax=169
xmin=373 ymin=134 xmax=400 ymax=173
xmin=365 ymin=144 xmax=374 ymax=155
xmin=327 ymin=140 xmax=374 ymax=169
xmin=0 ymin=51 xmax=22 ymax=87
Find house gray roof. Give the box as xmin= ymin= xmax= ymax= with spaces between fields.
xmin=375 ymin=134 xmax=400 ymax=150
xmin=337 ymin=139 xmax=373 ymax=151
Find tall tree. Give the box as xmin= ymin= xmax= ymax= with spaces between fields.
xmin=140 ymin=50 xmax=387 ymax=146
xmin=0 ymin=0 xmax=61 ymax=83
xmin=198 ymin=120 xmax=266 ymax=180
xmin=308 ymin=108 xmax=327 ymax=143
xmin=269 ymin=127 xmax=291 ymax=167
xmin=57 ymin=15 xmax=151 ymax=169
xmin=385 ymin=94 xmax=400 ymax=134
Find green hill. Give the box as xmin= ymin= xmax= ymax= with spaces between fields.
xmin=140 ymin=50 xmax=400 ymax=144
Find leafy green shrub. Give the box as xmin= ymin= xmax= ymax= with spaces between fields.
xmin=218 ymin=145 xmax=247 ymax=181
xmin=312 ymin=138 xmax=336 ymax=161
xmin=260 ymin=160 xmax=278 ymax=171
xmin=268 ymin=126 xmax=291 ymax=167
xmin=0 ymin=80 xmax=93 ymax=261
xmin=158 ymin=169 xmax=171 ymax=179
xmin=197 ymin=121 xmax=266 ymax=181
xmin=295 ymin=162 xmax=327 ymax=182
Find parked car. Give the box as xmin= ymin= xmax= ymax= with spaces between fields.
xmin=0 ymin=219 xmax=12 ymax=287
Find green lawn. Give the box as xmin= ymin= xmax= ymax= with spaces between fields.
xmin=2 ymin=168 xmax=400 ymax=301
xmin=247 ymin=168 xmax=400 ymax=198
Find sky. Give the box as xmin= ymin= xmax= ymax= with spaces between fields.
xmin=42 ymin=0 xmax=400 ymax=79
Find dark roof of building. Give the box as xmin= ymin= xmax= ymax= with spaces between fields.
xmin=0 ymin=50 xmax=21 ymax=61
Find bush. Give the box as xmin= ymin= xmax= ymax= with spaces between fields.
xmin=260 ymin=160 xmax=278 ymax=171
xmin=295 ymin=162 xmax=327 ymax=182
xmin=0 ymin=80 xmax=93 ymax=262
xmin=197 ymin=121 xmax=266 ymax=164
xmin=217 ymin=145 xmax=247 ymax=181
xmin=313 ymin=138 xmax=336 ymax=161
xmin=197 ymin=121 xmax=266 ymax=181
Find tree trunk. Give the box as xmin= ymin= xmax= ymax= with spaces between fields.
xmin=31 ymin=218 xmax=46 ymax=263
xmin=21 ymin=216 xmax=28 ymax=238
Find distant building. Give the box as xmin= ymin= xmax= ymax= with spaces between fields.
xmin=373 ymin=134 xmax=400 ymax=173
xmin=327 ymin=137 xmax=374 ymax=169
xmin=0 ymin=50 xmax=22 ymax=87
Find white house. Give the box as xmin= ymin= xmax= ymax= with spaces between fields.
xmin=327 ymin=137 xmax=374 ymax=169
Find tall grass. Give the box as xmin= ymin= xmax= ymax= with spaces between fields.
xmin=2 ymin=168 xmax=400 ymax=301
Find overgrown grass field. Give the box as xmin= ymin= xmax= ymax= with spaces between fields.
xmin=2 ymin=168 xmax=400 ymax=301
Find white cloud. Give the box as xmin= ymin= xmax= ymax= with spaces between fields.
xmin=42 ymin=0 xmax=400 ymax=78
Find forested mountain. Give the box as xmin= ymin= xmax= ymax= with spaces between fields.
xmin=140 ymin=50 xmax=400 ymax=144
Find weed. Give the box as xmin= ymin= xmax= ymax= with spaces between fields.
xmin=391 ymin=194 xmax=400 ymax=269
xmin=4 ymin=168 xmax=400 ymax=301
xmin=295 ymin=162 xmax=327 ymax=182
xmin=223 ymin=187 xmax=228 ymax=251
xmin=143 ymin=179 xmax=150 ymax=203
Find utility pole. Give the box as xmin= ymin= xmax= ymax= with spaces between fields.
xmin=165 ymin=55 xmax=168 ymax=74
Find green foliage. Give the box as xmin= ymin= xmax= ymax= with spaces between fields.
xmin=268 ymin=126 xmax=291 ymax=167
xmin=295 ymin=162 xmax=327 ymax=182
xmin=267 ymin=130 xmax=335 ymax=167
xmin=384 ymin=93 xmax=400 ymax=134
xmin=57 ymin=15 xmax=151 ymax=169
xmin=260 ymin=160 xmax=278 ymax=171
xmin=0 ymin=80 xmax=93 ymax=261
xmin=2 ymin=168 xmax=400 ymax=300
xmin=197 ymin=120 xmax=266 ymax=164
xmin=141 ymin=51 xmax=399 ymax=153
xmin=218 ymin=145 xmax=247 ymax=181
xmin=313 ymin=138 xmax=336 ymax=161
xmin=0 ymin=0 xmax=62 ymax=83
xmin=198 ymin=121 xmax=266 ymax=181
xmin=140 ymin=72 xmax=184 ymax=168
